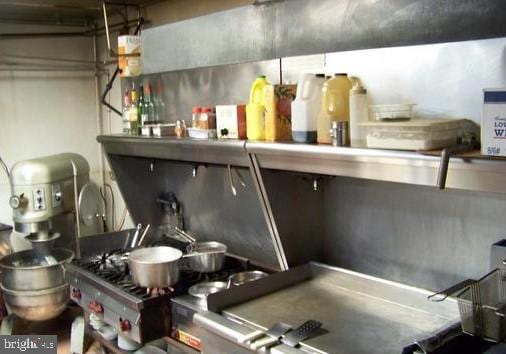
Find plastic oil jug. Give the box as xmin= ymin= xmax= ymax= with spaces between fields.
xmin=291 ymin=73 xmax=326 ymax=143
xmin=317 ymin=73 xmax=352 ymax=144
xmin=246 ymin=75 xmax=269 ymax=140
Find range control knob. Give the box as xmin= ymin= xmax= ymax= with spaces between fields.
xmin=88 ymin=301 xmax=103 ymax=314
xmin=71 ymin=288 xmax=82 ymax=301
xmin=54 ymin=191 xmax=62 ymax=202
xmin=119 ymin=318 xmax=131 ymax=332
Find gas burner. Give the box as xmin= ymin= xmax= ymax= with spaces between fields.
xmin=147 ymin=287 xmax=174 ymax=297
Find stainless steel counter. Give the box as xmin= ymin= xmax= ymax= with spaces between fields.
xmin=197 ymin=263 xmax=460 ymax=354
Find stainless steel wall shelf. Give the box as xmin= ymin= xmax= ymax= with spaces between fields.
xmin=98 ymin=135 xmax=506 ymax=194
xmin=97 ymin=135 xmax=249 ymax=167
xmin=247 ymin=142 xmax=506 ymax=194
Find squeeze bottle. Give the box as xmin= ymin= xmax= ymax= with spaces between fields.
xmin=349 ymin=77 xmax=368 ymax=147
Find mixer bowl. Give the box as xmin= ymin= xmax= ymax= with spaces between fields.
xmin=1 ymin=283 xmax=69 ymax=321
xmin=0 ymin=248 xmax=73 ymax=291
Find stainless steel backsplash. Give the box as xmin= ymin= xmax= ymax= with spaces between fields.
xmin=117 ymin=37 xmax=506 ymax=290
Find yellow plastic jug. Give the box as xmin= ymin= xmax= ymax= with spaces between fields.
xmin=317 ymin=74 xmax=352 ymax=144
xmin=246 ymin=75 xmax=269 ymax=140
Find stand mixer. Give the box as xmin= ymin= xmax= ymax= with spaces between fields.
xmin=9 ymin=153 xmax=102 ymax=257
xmin=0 ymin=153 xmax=103 ymax=328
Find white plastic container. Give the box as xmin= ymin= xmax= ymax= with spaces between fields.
xmin=361 ymin=118 xmax=475 ymax=151
xmin=291 ymin=73 xmax=326 ymax=143
xmin=369 ymin=103 xmax=415 ymax=121
xmin=349 ymin=79 xmax=368 ymax=147
xmin=188 ymin=128 xmax=217 ymax=139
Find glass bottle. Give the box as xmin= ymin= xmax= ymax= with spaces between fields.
xmin=122 ymin=90 xmax=131 ymax=134
xmin=129 ymin=88 xmax=139 ymax=135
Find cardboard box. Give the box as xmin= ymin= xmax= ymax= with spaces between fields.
xmin=264 ymin=84 xmax=297 ymax=141
xmin=482 ymin=89 xmax=506 ymax=156
xmin=216 ymin=105 xmax=247 ymax=139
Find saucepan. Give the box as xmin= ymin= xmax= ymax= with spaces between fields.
xmin=128 ymin=229 xmax=227 ymax=288
xmin=128 ymin=246 xmax=183 ymax=288
xmin=175 ymin=228 xmax=227 ymax=273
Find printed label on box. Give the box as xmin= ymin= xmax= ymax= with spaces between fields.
xmin=482 ymin=89 xmax=506 ymax=157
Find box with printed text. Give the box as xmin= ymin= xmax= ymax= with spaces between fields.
xmin=482 ymin=89 xmax=506 ymax=157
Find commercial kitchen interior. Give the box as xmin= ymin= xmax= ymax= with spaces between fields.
xmin=2 ymin=0 xmax=506 ymax=353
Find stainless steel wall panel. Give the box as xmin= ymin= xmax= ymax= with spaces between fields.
xmin=322 ymin=177 xmax=506 ymax=291
xmin=261 ymin=170 xmax=325 ymax=266
xmin=124 ymin=59 xmax=280 ymax=124
xmin=141 ymin=0 xmax=506 ymax=74
xmin=324 ymin=37 xmax=506 ymax=124
xmin=280 ymin=54 xmax=325 ymax=84
xmin=273 ymin=0 xmax=506 ymax=58
xmin=142 ymin=5 xmax=276 ymax=73
xmin=107 ymin=155 xmax=281 ymax=269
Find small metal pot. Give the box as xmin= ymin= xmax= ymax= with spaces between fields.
xmin=1 ymin=283 xmax=69 ymax=321
xmin=183 ymin=242 xmax=227 ymax=273
xmin=0 ymin=248 xmax=74 ymax=291
xmin=128 ymin=246 xmax=183 ymax=288
xmin=227 ymin=271 xmax=268 ymax=287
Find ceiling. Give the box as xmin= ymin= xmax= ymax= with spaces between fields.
xmin=0 ymin=0 xmax=157 ymax=27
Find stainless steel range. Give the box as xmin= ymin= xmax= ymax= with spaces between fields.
xmin=66 ymin=249 xmax=174 ymax=344
xmin=65 ymin=229 xmax=259 ymax=351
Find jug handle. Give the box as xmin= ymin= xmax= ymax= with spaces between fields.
xmin=249 ymin=79 xmax=265 ymax=104
xmin=298 ymin=74 xmax=313 ymax=100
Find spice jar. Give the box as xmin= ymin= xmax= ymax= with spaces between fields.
xmin=175 ymin=120 xmax=187 ymax=138
xmin=192 ymin=107 xmax=201 ymax=128
xmin=199 ymin=107 xmax=216 ymax=130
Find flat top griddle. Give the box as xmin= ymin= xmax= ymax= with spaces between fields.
xmin=220 ymin=263 xmax=459 ymax=354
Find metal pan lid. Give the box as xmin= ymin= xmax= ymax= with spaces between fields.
xmin=189 ymin=281 xmax=228 ymax=299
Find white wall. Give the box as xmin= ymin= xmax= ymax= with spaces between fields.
xmin=0 ymin=24 xmax=101 ymax=226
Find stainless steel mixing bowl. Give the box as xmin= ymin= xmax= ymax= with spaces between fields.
xmin=0 ymin=248 xmax=74 ymax=291
xmin=1 ymin=283 xmax=69 ymax=321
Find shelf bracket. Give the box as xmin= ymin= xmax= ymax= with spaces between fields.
xmin=248 ymin=153 xmax=288 ymax=271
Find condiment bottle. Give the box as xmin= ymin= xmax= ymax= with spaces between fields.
xmin=349 ymin=77 xmax=368 ymax=147
xmin=317 ymin=73 xmax=352 ymax=144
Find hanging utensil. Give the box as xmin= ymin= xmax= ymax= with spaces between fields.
xmin=137 ymin=224 xmax=151 ymax=247
xmin=130 ymin=223 xmax=142 ymax=249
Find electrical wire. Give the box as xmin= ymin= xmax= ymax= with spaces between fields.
xmin=116 ymin=207 xmax=128 ymax=231
xmin=99 ymin=183 xmax=115 ymax=232
xmin=0 ymin=155 xmax=10 ymax=179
